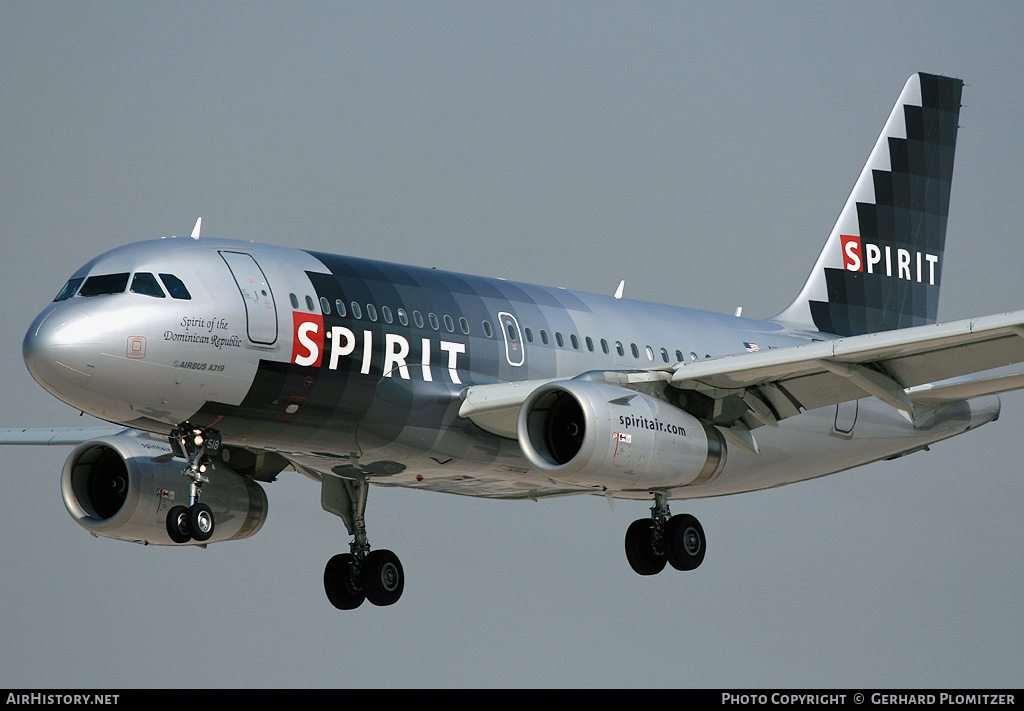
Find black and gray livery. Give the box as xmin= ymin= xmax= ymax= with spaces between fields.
xmin=16 ymin=73 xmax=1024 ymax=610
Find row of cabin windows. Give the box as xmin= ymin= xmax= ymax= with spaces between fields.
xmin=289 ymin=294 xmax=475 ymax=335
xmin=520 ymin=326 xmax=707 ymax=363
xmin=53 ymin=272 xmax=192 ymax=301
xmin=50 ymin=278 xmax=707 ymax=363
xmin=291 ymin=292 xmax=708 ymax=364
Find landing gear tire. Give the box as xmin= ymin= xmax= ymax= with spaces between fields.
xmin=166 ymin=506 xmax=192 ymax=544
xmin=363 ymin=549 xmax=404 ymax=607
xmin=324 ymin=553 xmax=366 ymax=610
xmin=625 ymin=518 xmax=667 ymax=575
xmin=187 ymin=502 xmax=215 ymax=542
xmin=664 ymin=514 xmax=705 ymax=571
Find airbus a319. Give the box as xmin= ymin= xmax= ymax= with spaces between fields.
xmin=6 ymin=73 xmax=1023 ymax=610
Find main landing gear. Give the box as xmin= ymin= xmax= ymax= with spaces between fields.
xmin=624 ymin=492 xmax=706 ymax=575
xmin=165 ymin=423 xmax=221 ymax=544
xmin=321 ymin=475 xmax=405 ymax=609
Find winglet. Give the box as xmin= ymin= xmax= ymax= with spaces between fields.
xmin=614 ymin=280 xmax=625 ymax=299
xmin=191 ymin=217 xmax=202 ymax=239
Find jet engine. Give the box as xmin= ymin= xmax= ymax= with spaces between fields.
xmin=517 ymin=381 xmax=726 ymax=489
xmin=61 ymin=430 xmax=268 ymax=545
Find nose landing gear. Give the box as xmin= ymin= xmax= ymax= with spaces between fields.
xmin=165 ymin=423 xmax=221 ymax=544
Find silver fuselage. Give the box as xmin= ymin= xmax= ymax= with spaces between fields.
xmin=23 ymin=237 xmax=999 ymax=501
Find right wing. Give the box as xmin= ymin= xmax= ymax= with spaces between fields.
xmin=0 ymin=426 xmax=125 ymax=445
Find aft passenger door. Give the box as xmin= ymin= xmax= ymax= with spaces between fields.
xmin=219 ymin=251 xmax=278 ymax=346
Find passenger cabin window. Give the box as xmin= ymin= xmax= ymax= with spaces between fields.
xmin=158 ymin=274 xmax=191 ymax=300
xmin=320 ymin=297 xmax=331 ymax=315
xmin=79 ymin=273 xmax=129 ymax=297
xmin=335 ymin=299 xmax=347 ymax=317
xmin=130 ymin=272 xmax=166 ymax=298
xmin=290 ymin=294 xmax=299 ymax=309
xmin=53 ymin=277 xmax=84 ymax=302
xmin=305 ymin=295 xmax=315 ymax=311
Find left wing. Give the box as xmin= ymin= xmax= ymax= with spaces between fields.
xmin=460 ymin=309 xmax=1024 ymax=443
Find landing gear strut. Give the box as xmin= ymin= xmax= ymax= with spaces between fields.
xmin=321 ymin=475 xmax=405 ymax=609
xmin=165 ymin=423 xmax=221 ymax=544
xmin=624 ymin=492 xmax=706 ymax=575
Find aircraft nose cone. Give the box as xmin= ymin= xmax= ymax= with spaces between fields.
xmin=23 ymin=305 xmax=101 ymax=398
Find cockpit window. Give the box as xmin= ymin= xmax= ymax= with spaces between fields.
xmin=78 ymin=273 xmax=130 ymax=297
xmin=158 ymin=274 xmax=191 ymax=300
xmin=130 ymin=272 xmax=166 ymax=298
xmin=53 ymin=277 xmax=85 ymax=302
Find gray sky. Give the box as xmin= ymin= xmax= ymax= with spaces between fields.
xmin=2 ymin=2 xmax=1022 ymax=688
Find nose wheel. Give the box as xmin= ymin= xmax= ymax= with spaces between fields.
xmin=164 ymin=502 xmax=215 ymax=543
xmin=165 ymin=423 xmax=220 ymax=544
xmin=624 ymin=493 xmax=706 ymax=575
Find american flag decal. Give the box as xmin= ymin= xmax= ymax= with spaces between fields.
xmin=744 ymin=342 xmax=760 ymax=352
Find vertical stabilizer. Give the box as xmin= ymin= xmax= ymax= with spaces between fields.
xmin=775 ymin=73 xmax=963 ymax=336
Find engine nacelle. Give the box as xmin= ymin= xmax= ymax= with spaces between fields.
xmin=518 ymin=381 xmax=727 ymax=490
xmin=61 ymin=430 xmax=268 ymax=545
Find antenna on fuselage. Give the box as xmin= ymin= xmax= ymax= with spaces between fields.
xmin=191 ymin=217 xmax=202 ymax=239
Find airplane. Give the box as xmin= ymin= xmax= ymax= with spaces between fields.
xmin=5 ymin=72 xmax=1024 ymax=610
